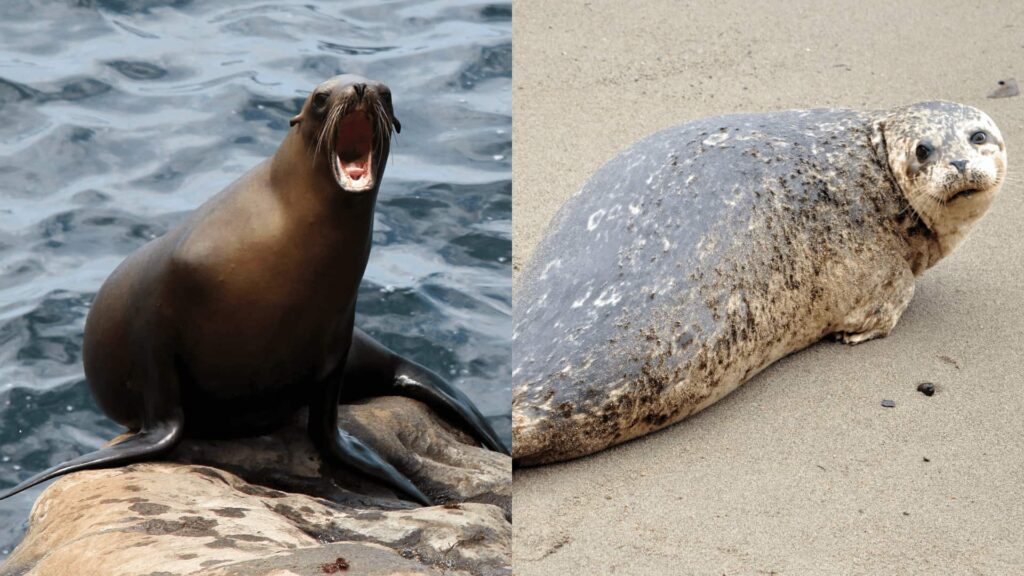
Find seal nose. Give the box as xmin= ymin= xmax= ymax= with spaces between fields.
xmin=950 ymin=159 xmax=967 ymax=174
xmin=353 ymin=83 xmax=366 ymax=100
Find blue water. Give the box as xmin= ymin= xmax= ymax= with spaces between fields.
xmin=0 ymin=0 xmax=510 ymax=554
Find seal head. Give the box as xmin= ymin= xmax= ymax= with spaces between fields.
xmin=876 ymin=101 xmax=1006 ymax=261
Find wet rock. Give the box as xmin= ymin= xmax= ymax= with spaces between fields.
xmin=881 ymin=399 xmax=895 ymax=408
xmin=1 ymin=397 xmax=511 ymax=576
xmin=916 ymin=382 xmax=935 ymax=396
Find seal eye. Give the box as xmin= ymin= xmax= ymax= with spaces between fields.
xmin=970 ymin=131 xmax=988 ymax=145
xmin=312 ymin=92 xmax=329 ymax=109
xmin=915 ymin=143 xmax=933 ymax=163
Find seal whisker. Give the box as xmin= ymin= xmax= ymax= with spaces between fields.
xmin=900 ymin=185 xmax=932 ymax=227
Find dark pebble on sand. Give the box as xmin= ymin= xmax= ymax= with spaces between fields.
xmin=988 ymin=78 xmax=1020 ymax=98
xmin=917 ymin=382 xmax=935 ymax=396
xmin=881 ymin=399 xmax=895 ymax=408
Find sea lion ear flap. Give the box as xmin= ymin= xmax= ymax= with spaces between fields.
xmin=289 ymin=113 xmax=302 ymax=127
xmin=392 ymin=116 xmax=401 ymax=134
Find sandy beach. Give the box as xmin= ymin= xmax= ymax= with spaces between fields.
xmin=511 ymin=1 xmax=1024 ymax=574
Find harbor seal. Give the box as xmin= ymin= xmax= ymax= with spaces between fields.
xmin=513 ymin=101 xmax=1006 ymax=465
xmin=0 ymin=74 xmax=508 ymax=505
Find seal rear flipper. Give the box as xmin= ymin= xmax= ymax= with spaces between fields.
xmin=345 ymin=328 xmax=510 ymax=456
xmin=0 ymin=419 xmax=183 ymax=501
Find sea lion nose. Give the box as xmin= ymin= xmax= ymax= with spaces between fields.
xmin=353 ymin=83 xmax=366 ymax=100
xmin=950 ymin=159 xmax=967 ymax=174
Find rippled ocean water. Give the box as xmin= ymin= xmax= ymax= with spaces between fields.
xmin=0 ymin=0 xmax=510 ymax=553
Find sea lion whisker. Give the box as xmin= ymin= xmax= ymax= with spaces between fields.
xmin=376 ymin=100 xmax=391 ymax=159
xmin=370 ymin=99 xmax=390 ymax=167
xmin=316 ymin=103 xmax=342 ymax=165
xmin=312 ymin=106 xmax=333 ymax=166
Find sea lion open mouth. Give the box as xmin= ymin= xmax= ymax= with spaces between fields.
xmin=333 ymin=111 xmax=375 ymax=192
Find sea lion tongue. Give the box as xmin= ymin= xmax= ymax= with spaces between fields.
xmin=345 ymin=164 xmax=367 ymax=179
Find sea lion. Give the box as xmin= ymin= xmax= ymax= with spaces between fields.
xmin=513 ymin=101 xmax=1006 ymax=465
xmin=0 ymin=74 xmax=508 ymax=505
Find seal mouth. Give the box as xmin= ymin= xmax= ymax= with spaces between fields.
xmin=333 ymin=111 xmax=374 ymax=192
xmin=949 ymin=188 xmax=980 ymax=201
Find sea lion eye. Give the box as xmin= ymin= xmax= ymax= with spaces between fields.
xmin=915 ymin=143 xmax=933 ymax=163
xmin=312 ymin=92 xmax=329 ymax=109
xmin=970 ymin=131 xmax=988 ymax=145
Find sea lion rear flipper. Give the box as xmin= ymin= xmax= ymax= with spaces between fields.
xmin=308 ymin=373 xmax=431 ymax=506
xmin=331 ymin=427 xmax=431 ymax=506
xmin=0 ymin=419 xmax=183 ymax=501
xmin=345 ymin=329 xmax=510 ymax=456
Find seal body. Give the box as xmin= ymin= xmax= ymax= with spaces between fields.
xmin=1 ymin=75 xmax=507 ymax=504
xmin=513 ymin=102 xmax=1005 ymax=465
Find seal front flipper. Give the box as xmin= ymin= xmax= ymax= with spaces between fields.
xmin=0 ymin=418 xmax=182 ymax=501
xmin=308 ymin=372 xmax=431 ymax=506
xmin=834 ymin=266 xmax=915 ymax=345
xmin=345 ymin=328 xmax=510 ymax=455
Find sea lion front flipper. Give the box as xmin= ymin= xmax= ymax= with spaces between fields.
xmin=344 ymin=329 xmax=510 ymax=456
xmin=308 ymin=373 xmax=431 ymax=506
xmin=0 ymin=418 xmax=183 ymax=501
